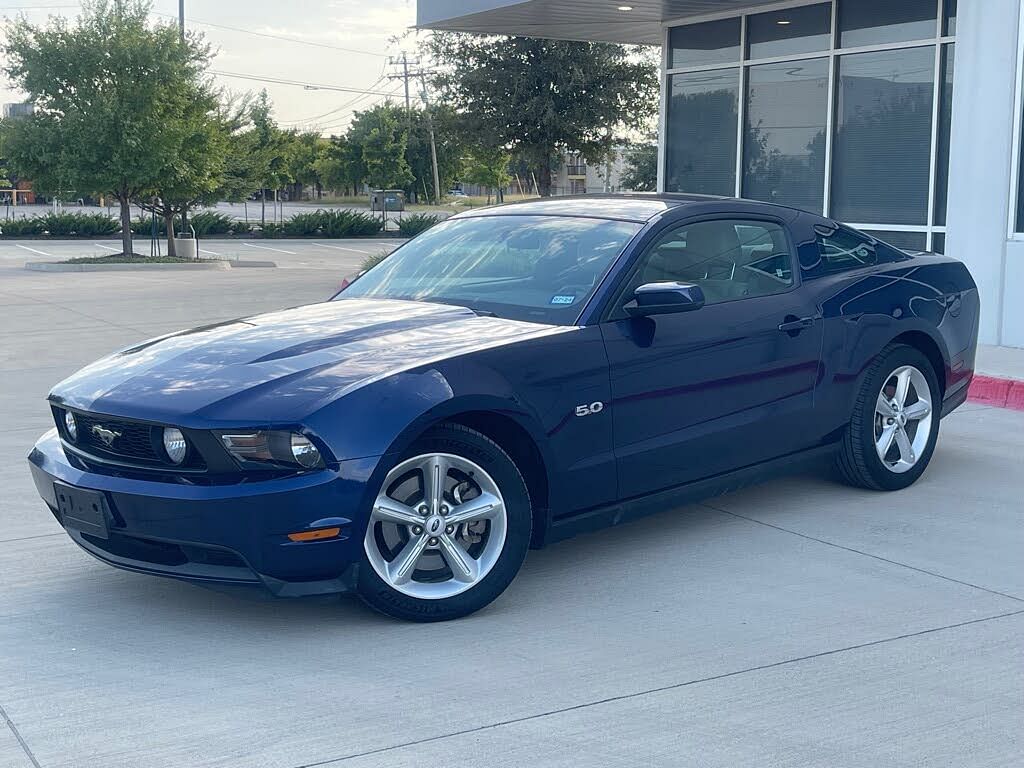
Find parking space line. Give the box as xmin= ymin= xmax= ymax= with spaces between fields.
xmin=199 ymin=247 xmax=221 ymax=256
xmin=14 ymin=244 xmax=53 ymax=256
xmin=93 ymin=243 xmax=120 ymax=252
xmin=242 ymin=242 xmax=297 ymax=255
xmin=312 ymin=242 xmax=375 ymax=254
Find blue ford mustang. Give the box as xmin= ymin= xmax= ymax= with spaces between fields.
xmin=28 ymin=195 xmax=979 ymax=621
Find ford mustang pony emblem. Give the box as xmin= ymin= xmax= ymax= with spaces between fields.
xmin=91 ymin=425 xmax=122 ymax=447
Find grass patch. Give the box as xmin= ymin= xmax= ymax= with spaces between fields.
xmin=64 ymin=254 xmax=205 ymax=264
xmin=360 ymin=250 xmax=391 ymax=271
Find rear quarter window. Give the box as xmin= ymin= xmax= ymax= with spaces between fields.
xmin=804 ymin=226 xmax=878 ymax=278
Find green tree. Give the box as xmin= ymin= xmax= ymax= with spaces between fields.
xmin=0 ymin=120 xmax=12 ymax=188
xmin=621 ymin=141 xmax=658 ymax=192
xmin=407 ymin=105 xmax=463 ymax=202
xmin=316 ymin=134 xmax=364 ymax=196
xmin=424 ymin=34 xmax=657 ymax=196
xmin=355 ymin=105 xmax=413 ymax=191
xmin=285 ymin=131 xmax=325 ymax=200
xmin=138 ymin=94 xmax=253 ymax=257
xmin=248 ymin=90 xmax=291 ymax=226
xmin=2 ymin=0 xmax=213 ymax=255
xmin=464 ymin=143 xmax=511 ymax=202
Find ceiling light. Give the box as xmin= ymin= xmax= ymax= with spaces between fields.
xmin=776 ymin=19 xmax=792 ymax=25
xmin=617 ymin=5 xmax=633 ymax=10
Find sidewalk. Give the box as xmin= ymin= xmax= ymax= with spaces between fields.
xmin=972 ymin=344 xmax=1024 ymax=409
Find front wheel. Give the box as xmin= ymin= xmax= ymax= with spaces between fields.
xmin=357 ymin=424 xmax=532 ymax=621
xmin=837 ymin=344 xmax=941 ymax=491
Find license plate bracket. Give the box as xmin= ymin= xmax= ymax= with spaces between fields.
xmin=54 ymin=482 xmax=110 ymax=539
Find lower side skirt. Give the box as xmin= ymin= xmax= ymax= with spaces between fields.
xmin=545 ymin=443 xmax=839 ymax=546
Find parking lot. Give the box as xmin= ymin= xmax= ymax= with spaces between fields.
xmin=0 ymin=256 xmax=1021 ymax=768
xmin=0 ymin=237 xmax=404 ymax=272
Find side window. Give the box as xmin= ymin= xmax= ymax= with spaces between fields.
xmin=806 ymin=226 xmax=878 ymax=277
xmin=613 ymin=218 xmax=795 ymax=315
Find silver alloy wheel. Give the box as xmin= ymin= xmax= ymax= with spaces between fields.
xmin=363 ymin=452 xmax=507 ymax=599
xmin=874 ymin=364 xmax=933 ymax=474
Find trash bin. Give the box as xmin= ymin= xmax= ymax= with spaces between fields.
xmin=176 ymin=233 xmax=198 ymax=261
xmin=370 ymin=189 xmax=405 ymax=212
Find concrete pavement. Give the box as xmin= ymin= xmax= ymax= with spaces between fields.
xmin=0 ymin=263 xmax=1021 ymax=768
xmin=0 ymin=238 xmax=404 ymax=272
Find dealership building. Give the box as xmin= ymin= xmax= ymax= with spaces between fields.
xmin=419 ymin=0 xmax=1024 ymax=348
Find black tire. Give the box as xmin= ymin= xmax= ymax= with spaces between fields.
xmin=837 ymin=344 xmax=941 ymax=491
xmin=357 ymin=423 xmax=532 ymax=622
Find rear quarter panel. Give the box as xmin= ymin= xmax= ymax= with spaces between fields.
xmin=802 ymin=246 xmax=979 ymax=439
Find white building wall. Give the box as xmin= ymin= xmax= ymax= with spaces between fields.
xmin=945 ymin=0 xmax=1023 ymax=346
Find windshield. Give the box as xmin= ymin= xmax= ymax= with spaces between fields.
xmin=338 ymin=215 xmax=643 ymax=324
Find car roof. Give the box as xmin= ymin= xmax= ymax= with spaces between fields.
xmin=447 ymin=193 xmax=801 ymax=224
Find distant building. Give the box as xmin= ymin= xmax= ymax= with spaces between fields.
xmin=552 ymin=147 xmax=629 ymax=196
xmin=2 ymin=102 xmax=34 ymax=119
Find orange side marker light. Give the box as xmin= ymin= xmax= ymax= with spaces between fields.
xmin=287 ymin=527 xmax=341 ymax=542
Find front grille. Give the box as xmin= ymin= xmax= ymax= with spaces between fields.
xmin=54 ymin=407 xmax=206 ymax=471
xmin=75 ymin=412 xmax=161 ymax=462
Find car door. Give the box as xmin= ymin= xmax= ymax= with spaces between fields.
xmin=599 ymin=215 xmax=824 ymax=499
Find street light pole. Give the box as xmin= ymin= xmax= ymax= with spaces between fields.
xmin=178 ymin=0 xmax=185 ymax=41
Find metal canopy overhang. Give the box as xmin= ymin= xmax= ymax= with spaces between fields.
xmin=416 ymin=0 xmax=794 ymax=45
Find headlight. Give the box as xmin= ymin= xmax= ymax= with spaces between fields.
xmin=162 ymin=427 xmax=188 ymax=465
xmin=64 ymin=411 xmax=78 ymax=441
xmin=290 ymin=434 xmax=322 ymax=468
xmin=218 ymin=430 xmax=324 ymax=470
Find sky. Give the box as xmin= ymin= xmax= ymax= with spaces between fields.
xmin=0 ymin=0 xmax=419 ymax=134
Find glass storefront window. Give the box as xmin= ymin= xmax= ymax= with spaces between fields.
xmin=669 ymin=18 xmax=741 ymax=69
xmin=838 ymin=0 xmax=937 ymax=48
xmin=944 ymin=0 xmax=957 ymax=36
xmin=747 ymin=4 xmax=832 ymax=60
xmin=863 ymin=230 xmax=928 ymax=252
xmin=830 ymin=47 xmax=935 ymax=225
xmin=934 ymin=45 xmax=955 ymax=226
xmin=665 ymin=69 xmax=739 ymax=196
xmin=663 ymin=2 xmax=953 ymax=242
xmin=743 ymin=58 xmax=829 ymax=212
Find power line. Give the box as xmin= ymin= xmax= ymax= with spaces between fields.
xmin=209 ymin=70 xmax=395 ymax=96
xmin=279 ymin=66 xmax=390 ymax=125
xmin=303 ymin=90 xmax=405 ymax=133
xmin=152 ymin=11 xmax=388 ymax=58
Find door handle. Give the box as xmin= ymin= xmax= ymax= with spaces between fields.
xmin=778 ymin=315 xmax=816 ymax=334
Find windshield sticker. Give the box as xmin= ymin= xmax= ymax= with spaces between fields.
xmin=550 ymin=295 xmax=576 ymax=305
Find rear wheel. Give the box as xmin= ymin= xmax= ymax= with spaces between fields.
xmin=837 ymin=344 xmax=940 ymax=491
xmin=357 ymin=424 xmax=532 ymax=621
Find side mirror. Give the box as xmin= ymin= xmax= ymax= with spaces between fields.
xmin=624 ymin=282 xmax=705 ymax=317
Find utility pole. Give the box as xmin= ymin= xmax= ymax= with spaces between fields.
xmin=419 ymin=76 xmax=441 ymax=206
xmin=387 ymin=57 xmax=443 ymax=204
xmin=388 ymin=53 xmax=415 ymax=200
xmin=178 ymin=0 xmax=185 ymax=41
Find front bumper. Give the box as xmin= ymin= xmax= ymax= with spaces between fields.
xmin=28 ymin=430 xmax=380 ymax=597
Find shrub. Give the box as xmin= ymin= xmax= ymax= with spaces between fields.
xmin=0 ymin=212 xmax=120 ymax=237
xmin=188 ymin=211 xmax=234 ymax=236
xmin=258 ymin=222 xmax=284 ymax=238
xmin=397 ymin=213 xmax=442 ymax=237
xmin=282 ymin=211 xmax=323 ymax=237
xmin=0 ymin=217 xmax=47 ymax=236
xmin=131 ymin=215 xmax=174 ymax=236
xmin=229 ymin=219 xmax=252 ymax=235
xmin=320 ymin=209 xmax=381 ymax=238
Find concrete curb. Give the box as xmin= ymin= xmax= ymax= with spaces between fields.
xmin=26 ymin=260 xmax=231 ymax=273
xmin=227 ymin=260 xmax=276 ymax=268
xmin=968 ymin=375 xmax=1024 ymax=411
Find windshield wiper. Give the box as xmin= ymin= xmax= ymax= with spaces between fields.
xmin=469 ymin=308 xmax=497 ymax=318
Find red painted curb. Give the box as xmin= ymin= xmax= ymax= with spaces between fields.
xmin=968 ymin=375 xmax=1024 ymax=411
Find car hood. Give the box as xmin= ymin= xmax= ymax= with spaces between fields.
xmin=50 ymin=298 xmax=570 ymax=425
